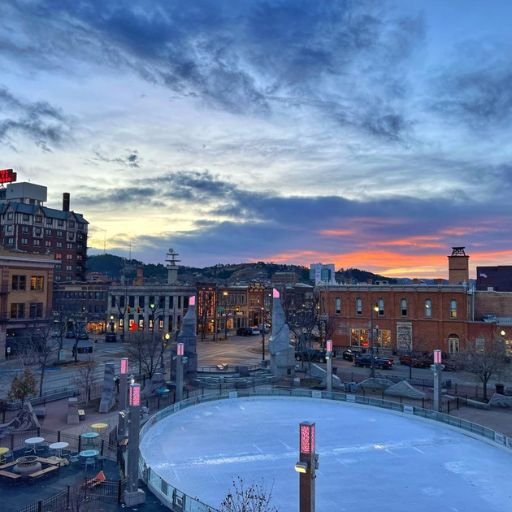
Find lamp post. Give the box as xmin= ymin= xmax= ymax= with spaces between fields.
xmin=176 ymin=342 xmax=184 ymax=402
xmin=261 ymin=307 xmax=266 ymax=362
xmin=369 ymin=303 xmax=379 ymax=378
xmin=431 ymin=349 xmax=444 ymax=412
xmin=295 ymin=422 xmax=318 ymax=512
xmin=326 ymin=339 xmax=333 ymax=393
xmin=223 ymin=291 xmax=229 ymax=340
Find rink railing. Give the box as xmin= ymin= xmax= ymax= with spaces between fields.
xmin=138 ymin=386 xmax=512 ymax=512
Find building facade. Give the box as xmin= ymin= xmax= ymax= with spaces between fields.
xmin=0 ymin=249 xmax=57 ymax=359
xmin=0 ymin=182 xmax=88 ymax=282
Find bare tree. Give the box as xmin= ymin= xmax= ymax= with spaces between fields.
xmin=460 ymin=337 xmax=508 ymax=402
xmin=126 ymin=331 xmax=166 ymax=380
xmin=220 ymin=477 xmax=278 ymax=512
xmin=73 ymin=357 xmax=97 ymax=406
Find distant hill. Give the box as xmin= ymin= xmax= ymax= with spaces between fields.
xmin=86 ymin=254 xmax=395 ymax=285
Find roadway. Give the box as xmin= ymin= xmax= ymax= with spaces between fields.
xmin=0 ymin=333 xmax=503 ymax=398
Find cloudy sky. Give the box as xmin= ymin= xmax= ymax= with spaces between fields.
xmin=1 ymin=0 xmax=512 ymax=278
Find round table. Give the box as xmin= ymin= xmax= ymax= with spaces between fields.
xmin=90 ymin=422 xmax=108 ymax=432
xmin=24 ymin=437 xmax=45 ymax=454
xmin=49 ymin=441 xmax=69 ymax=457
xmin=81 ymin=432 xmax=99 ymax=448
xmin=0 ymin=446 xmax=10 ymax=463
xmin=79 ymin=449 xmax=99 ymax=458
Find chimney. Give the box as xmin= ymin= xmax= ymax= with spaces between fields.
xmin=133 ymin=266 xmax=144 ymax=286
xmin=63 ymin=192 xmax=70 ymax=212
xmin=448 ymin=247 xmax=469 ymax=284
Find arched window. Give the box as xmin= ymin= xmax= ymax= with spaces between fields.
xmin=450 ymin=299 xmax=457 ymax=319
xmin=448 ymin=334 xmax=460 ymax=353
xmin=400 ymin=298 xmax=407 ymax=316
xmin=424 ymin=299 xmax=432 ymax=318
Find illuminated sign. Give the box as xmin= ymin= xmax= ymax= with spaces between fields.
xmin=129 ymin=383 xmax=141 ymax=406
xmin=120 ymin=357 xmax=128 ymax=375
xmin=434 ymin=349 xmax=442 ymax=364
xmin=189 ymin=295 xmax=196 ymax=306
xmin=0 ymin=169 xmax=16 ymax=184
xmin=177 ymin=342 xmax=184 ymax=356
xmin=326 ymin=340 xmax=333 ymax=352
xmin=300 ymin=422 xmax=315 ymax=455
xmin=273 ymin=288 xmax=280 ymax=299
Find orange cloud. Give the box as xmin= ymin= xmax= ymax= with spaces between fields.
xmin=319 ymin=228 xmax=354 ymax=236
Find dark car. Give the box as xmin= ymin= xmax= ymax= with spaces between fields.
xmin=295 ymin=349 xmax=328 ymax=363
xmin=355 ymin=354 xmax=393 ymax=369
xmin=399 ymin=354 xmax=431 ymax=368
xmin=342 ymin=348 xmax=361 ymax=362
xmin=236 ymin=327 xmax=253 ymax=336
xmin=105 ymin=332 xmax=117 ymax=342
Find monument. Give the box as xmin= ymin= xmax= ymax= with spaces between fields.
xmin=176 ymin=295 xmax=198 ymax=376
xmin=269 ymin=288 xmax=295 ymax=378
xmin=99 ymin=362 xmax=116 ymax=413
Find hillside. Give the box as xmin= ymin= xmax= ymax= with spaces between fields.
xmin=86 ymin=254 xmax=394 ymax=285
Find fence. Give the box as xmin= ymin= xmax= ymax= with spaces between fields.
xmin=17 ymin=479 xmax=125 ymax=512
xmin=139 ymin=385 xmax=512 ymax=512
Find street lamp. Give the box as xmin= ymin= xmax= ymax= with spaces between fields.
xmin=261 ymin=306 xmax=266 ymax=362
xmin=370 ymin=303 xmax=379 ymax=378
xmin=223 ymin=291 xmax=229 ymax=340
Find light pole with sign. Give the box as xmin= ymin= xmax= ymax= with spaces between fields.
xmin=295 ymin=422 xmax=318 ymax=512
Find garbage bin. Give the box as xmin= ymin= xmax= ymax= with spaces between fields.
xmin=495 ymin=383 xmax=505 ymax=394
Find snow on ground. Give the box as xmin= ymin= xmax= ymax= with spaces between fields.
xmin=140 ymin=397 xmax=512 ymax=512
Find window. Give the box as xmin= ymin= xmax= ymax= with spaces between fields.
xmin=400 ymin=298 xmax=408 ymax=316
xmin=67 ymin=233 xmax=75 ymax=241
xmin=45 ymin=229 xmax=52 ymax=235
xmin=21 ymin=238 xmax=28 ymax=245
xmin=66 ymin=254 xmax=73 ymax=260
xmin=34 ymin=228 xmax=42 ymax=236
xmin=45 ymin=240 xmax=52 ymax=247
xmin=119 ymin=296 xmax=125 ymax=308
xmin=335 ymin=297 xmax=341 ymax=314
xmin=424 ymin=299 xmax=432 ymax=318
xmin=448 ymin=335 xmax=460 ymax=353
xmin=111 ymin=295 xmax=116 ymax=308
xmin=7 ymin=212 xmax=13 ymax=220
xmin=33 ymin=239 xmax=41 ymax=246
xmin=22 ymin=214 xmax=29 ymax=221
xmin=56 ymin=241 xmax=63 ymax=248
xmin=30 ymin=276 xmax=44 ymax=291
xmin=450 ymin=299 xmax=457 ymax=319
xmin=57 ymin=219 xmax=64 ymax=227
xmin=69 ymin=221 xmax=75 ymax=228
xmin=5 ymin=225 xmax=13 ymax=233
xmin=35 ymin=215 xmax=42 ymax=223
xmin=66 ymin=265 xmax=72 ymax=271
xmin=67 ymin=243 xmax=73 ymax=249
xmin=46 ymin=218 xmax=53 ymax=225
xmin=129 ymin=296 xmax=135 ymax=308
xmin=12 ymin=275 xmax=26 ymax=290
xmin=57 ymin=230 xmax=63 ymax=237
xmin=22 ymin=225 xmax=29 ymax=233
xmin=355 ymin=298 xmax=362 ymax=315
xmin=10 ymin=303 xmax=25 ymax=319
xmin=29 ymin=302 xmax=43 ymax=318
xmin=378 ymin=298 xmax=384 ymax=316
xmin=55 ymin=253 xmax=62 ymax=260
xmin=7 ymin=238 xmax=13 ymax=245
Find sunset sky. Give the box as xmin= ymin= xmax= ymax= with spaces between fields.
xmin=1 ymin=1 xmax=512 ymax=278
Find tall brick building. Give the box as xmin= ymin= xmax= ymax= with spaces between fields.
xmin=0 ymin=181 xmax=88 ymax=282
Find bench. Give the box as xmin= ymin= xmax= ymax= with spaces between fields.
xmin=0 ymin=461 xmax=17 ymax=471
xmin=29 ymin=465 xmax=59 ymax=478
xmin=0 ymin=470 xmax=21 ymax=479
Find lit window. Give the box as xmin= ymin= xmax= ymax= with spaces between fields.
xmin=378 ymin=298 xmax=384 ymax=316
xmin=424 ymin=299 xmax=432 ymax=317
xmin=356 ymin=298 xmax=362 ymax=315
xmin=450 ymin=300 xmax=457 ymax=319
xmin=30 ymin=276 xmax=44 ymax=291
xmin=335 ymin=297 xmax=341 ymax=314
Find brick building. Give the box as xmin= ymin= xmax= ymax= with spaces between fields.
xmin=0 ymin=181 xmax=88 ymax=282
xmin=476 ymin=266 xmax=512 ymax=292
xmin=0 ymin=248 xmax=57 ymax=359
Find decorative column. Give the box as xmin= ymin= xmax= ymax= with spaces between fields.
xmin=124 ymin=383 xmax=146 ymax=506
xmin=118 ymin=357 xmax=129 ymax=437
xmin=431 ymin=349 xmax=443 ymax=412
xmin=295 ymin=422 xmax=318 ymax=512
xmin=326 ymin=340 xmax=333 ymax=394
xmin=176 ymin=342 xmax=184 ymax=402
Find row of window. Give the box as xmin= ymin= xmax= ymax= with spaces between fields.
xmin=4 ymin=212 xmax=84 ymax=229
xmin=11 ymin=275 xmax=45 ymax=291
xmin=111 ymin=295 xmax=189 ymax=310
xmin=334 ymin=297 xmax=458 ymax=319
xmin=10 ymin=302 xmax=44 ymax=319
xmin=3 ymin=226 xmax=82 ymax=240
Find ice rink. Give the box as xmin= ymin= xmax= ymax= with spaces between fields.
xmin=140 ymin=397 xmax=512 ymax=511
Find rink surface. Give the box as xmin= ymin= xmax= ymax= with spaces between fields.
xmin=140 ymin=397 xmax=512 ymax=511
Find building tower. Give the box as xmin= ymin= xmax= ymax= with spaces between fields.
xmin=448 ymin=247 xmax=469 ymax=284
xmin=166 ymin=248 xmax=180 ymax=284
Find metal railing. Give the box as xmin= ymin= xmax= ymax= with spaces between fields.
xmin=138 ymin=385 xmax=512 ymax=511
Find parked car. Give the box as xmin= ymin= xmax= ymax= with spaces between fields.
xmin=250 ymin=327 xmax=261 ymax=335
xmin=355 ymin=354 xmax=393 ymax=369
xmin=105 ymin=332 xmax=117 ymax=343
xmin=236 ymin=327 xmax=253 ymax=336
xmin=342 ymin=348 xmax=361 ymax=361
xmin=399 ymin=354 xmax=431 ymax=368
xmin=77 ymin=332 xmax=89 ymax=340
xmin=295 ymin=349 xmax=328 ymax=363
